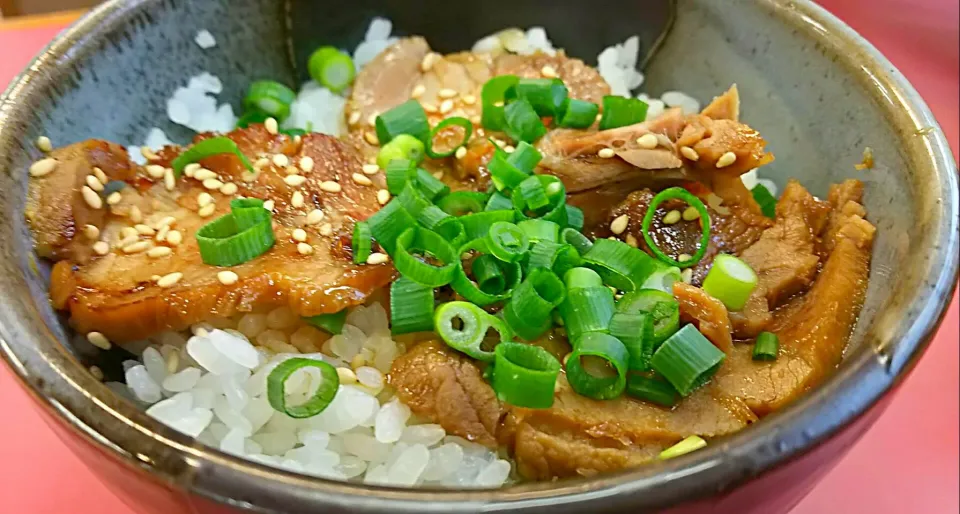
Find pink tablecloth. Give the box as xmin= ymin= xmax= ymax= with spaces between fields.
xmin=0 ymin=2 xmax=957 ymax=513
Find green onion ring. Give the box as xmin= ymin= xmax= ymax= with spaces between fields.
xmin=486 ymin=221 xmax=530 ymax=263
xmin=394 ymin=226 xmax=459 ymax=287
xmin=492 ymin=342 xmax=561 ymax=409
xmin=266 ymin=358 xmax=339 ymax=418
xmin=172 ymin=136 xmax=254 ymax=177
xmin=426 ymin=116 xmax=473 ymax=159
xmin=434 ymin=301 xmax=512 ymax=361
xmin=564 ymin=332 xmax=630 ymax=400
xmin=450 ymin=239 xmax=522 ymax=306
xmin=641 ymin=187 xmax=711 ymax=268
xmin=195 ymin=198 xmax=275 ymax=266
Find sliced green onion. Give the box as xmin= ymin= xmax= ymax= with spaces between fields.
xmin=195 ymin=198 xmax=275 ymax=266
xmin=510 ymin=78 xmax=568 ymax=117
xmin=503 ymin=268 xmax=566 ymax=340
xmin=562 ymin=228 xmax=593 ymax=255
xmin=488 ymin=153 xmax=530 ymax=191
xmin=504 ymin=99 xmax=548 ymax=144
xmin=641 ymin=187 xmax=711 ymax=268
xmin=557 ymin=286 xmax=615 ymax=342
xmin=517 ymin=175 xmax=550 ymax=211
xmin=394 ymin=227 xmax=458 ymax=287
xmin=485 ymin=191 xmax=514 ymax=212
xmin=450 ymin=239 xmax=522 ymax=306
xmin=397 ymin=181 xmax=432 ymax=218
xmin=376 ymin=99 xmax=430 ymax=145
xmin=390 ymin=276 xmax=435 ymax=335
xmin=267 ymin=358 xmax=339 ymax=418
xmin=565 ymin=333 xmax=630 ymax=400
xmin=518 ymin=219 xmax=560 ymax=244
xmin=416 ymin=205 xmax=466 ymax=247
xmin=751 ymin=184 xmax=777 ymax=218
xmin=367 ymin=199 xmax=416 ymax=255
xmin=582 ymin=238 xmax=662 ymax=292
xmin=437 ymin=191 xmax=487 ymax=216
xmin=307 ymin=46 xmax=355 ymax=93
xmin=384 ymin=159 xmax=417 ymax=194
xmin=753 ymin=332 xmax=779 ymax=361
xmin=659 ymin=435 xmax=707 ymax=460
xmin=492 ymin=342 xmax=561 ymax=409
xmin=563 ymin=267 xmax=604 ymax=290
xmin=172 ymin=137 xmax=254 ymax=177
xmin=598 ymin=95 xmax=648 ymax=130
xmin=640 ymin=266 xmax=682 ymax=293
xmin=481 ymin=75 xmax=519 ymax=131
xmin=243 ymin=80 xmax=296 ymax=121
xmin=377 ymin=134 xmax=426 ymax=169
xmin=616 ymin=288 xmax=681 ymax=346
xmin=460 ymin=210 xmax=516 ymax=241
xmin=609 ymin=310 xmax=654 ymax=371
xmin=303 ymin=310 xmax=347 ymax=335
xmin=426 ymin=116 xmax=473 ymax=158
xmin=650 ymin=324 xmax=726 ymax=396
xmin=487 ymin=221 xmax=530 ymax=263
xmin=434 ymin=301 xmax=512 ymax=361
xmin=557 ymin=99 xmax=600 ymax=129
xmin=527 ymin=241 xmax=581 ymax=277
xmin=565 ymin=205 xmax=585 ymax=231
xmin=281 ymin=128 xmax=308 ymax=137
xmin=506 ymin=141 xmax=542 ymax=173
xmin=472 ymin=254 xmax=506 ymax=294
xmin=701 ymin=254 xmax=758 ymax=311
xmin=626 ymin=374 xmax=679 ymax=407
xmin=352 ymin=221 xmax=372 ymax=264
xmin=236 ymin=110 xmax=270 ymax=129
xmin=513 ymin=175 xmax=565 ymax=217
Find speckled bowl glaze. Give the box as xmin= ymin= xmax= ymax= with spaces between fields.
xmin=0 ymin=1 xmax=956 ymax=513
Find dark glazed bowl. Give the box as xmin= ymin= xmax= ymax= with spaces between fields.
xmin=0 ymin=1 xmax=956 ymax=513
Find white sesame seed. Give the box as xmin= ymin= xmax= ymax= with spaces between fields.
xmin=292 ymin=228 xmax=308 ymax=242
xmin=297 ymin=242 xmax=314 ymax=255
xmin=420 ymin=52 xmax=439 ymax=71
xmin=680 ymin=146 xmax=700 ymax=161
xmin=120 ymin=226 xmax=138 ymax=240
xmin=364 ymin=132 xmax=379 ymax=145
xmin=118 ymin=234 xmax=138 ymax=247
xmin=241 ymin=171 xmax=258 ymax=183
xmin=438 ymin=88 xmax=458 ymax=99
xmin=598 ymin=148 xmax=616 ymax=159
xmin=716 ymin=151 xmax=737 ymax=168
xmin=540 ymin=65 xmax=558 ymax=78
xmin=150 ymin=275 xmax=162 ymax=282
xmin=254 ymin=158 xmax=270 ymax=169
xmin=157 ymin=272 xmax=183 ymax=288
xmin=122 ymin=241 xmax=151 ymax=254
xmin=134 ymin=224 xmax=155 ymax=236
xmin=678 ymin=253 xmax=693 ymax=263
xmin=145 ymin=164 xmax=165 ymax=179
xmin=291 ymin=191 xmax=305 ymax=208
xmin=462 ymin=94 xmax=477 ymax=106
xmin=352 ymin=173 xmax=373 ymax=186
xmin=284 ymin=174 xmax=307 ymax=187
xmin=201 ymin=178 xmax=223 ymax=190
xmin=87 ymin=332 xmax=111 ymax=350
xmin=272 ymin=154 xmax=289 ymax=167
xmin=217 ymin=270 xmax=239 ymax=285
xmin=681 ymin=268 xmax=694 ymax=284
xmin=85 ymin=174 xmax=104 ymax=192
xmin=198 ymin=203 xmax=216 ymax=217
xmin=411 ymin=84 xmax=426 ymax=98
xmin=366 ymin=252 xmax=389 ymax=265
xmin=81 ymin=186 xmax=103 ymax=209
xmin=299 ymin=156 xmax=315 ymax=172
xmin=504 ymin=145 xmax=515 ymax=153
xmin=156 ymin=225 xmax=170 ymax=242
xmin=92 ymin=167 xmax=107 ymax=184
xmin=625 ymin=233 xmax=639 ymax=248
xmin=432 ymin=171 xmax=444 ymax=180
xmin=455 ymin=146 xmax=468 ymax=160
xmin=610 ymin=214 xmax=630 ymax=235
xmin=262 ymin=200 xmax=275 ymax=212
xmin=663 ymin=210 xmax=682 ymax=225
xmin=305 ymin=209 xmax=325 ymax=225
xmin=156 ymin=216 xmax=176 ymax=228
xmin=166 ymin=230 xmax=183 ymax=246
xmin=220 ymin=182 xmax=238 ymax=195
xmin=285 ymin=166 xmax=300 ymax=176
xmin=36 ymin=136 xmax=53 ymax=153
xmin=682 ymin=206 xmax=701 ymax=221
xmin=318 ymin=223 xmax=333 ymax=236
xmin=92 ymin=241 xmax=110 ymax=255
xmin=82 ymin=224 xmax=100 ymax=240
xmin=377 ymin=189 xmax=391 ymax=205
xmin=361 ymin=163 xmax=380 ymax=175
xmin=106 ymin=191 xmax=123 ymax=205
xmin=129 ymin=206 xmax=143 ymax=223
xmin=470 ymin=114 xmax=481 ymax=125
xmin=140 ymin=146 xmax=158 ymax=161
xmin=197 ymin=192 xmax=213 ymax=207
xmin=348 ymin=111 xmax=362 ymax=125
xmin=439 ymin=99 xmax=454 ymax=114
xmin=164 ymin=168 xmax=176 ymax=191
xmin=29 ymin=158 xmax=57 ymax=177
xmin=265 ymin=117 xmax=279 ymax=135
xmin=147 ymin=246 xmax=172 ymax=258
xmin=183 ymin=163 xmax=201 ymax=177
xmin=637 ymin=133 xmax=659 ymax=149
xmin=366 ymin=113 xmax=378 ymax=126
xmin=193 ymin=168 xmax=217 ymax=181
xmin=320 ymin=181 xmax=341 ymax=193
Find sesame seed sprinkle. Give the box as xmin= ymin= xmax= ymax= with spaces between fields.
xmin=682 ymin=206 xmax=701 ymax=221
xmin=163 ymin=168 xmax=176 ymax=191
xmin=540 ymin=65 xmax=557 ymax=78
xmin=377 ymin=189 xmax=391 ymax=205
xmin=36 ymin=136 xmax=53 ymax=153
xmin=148 ymin=246 xmax=172 ymax=258
xmin=637 ymin=133 xmax=659 ymax=150
xmin=29 ymin=158 xmax=57 ymax=178
xmin=284 ymin=174 xmax=307 ymax=187
xmin=300 ymin=156 xmax=315 ymax=172
xmin=264 ymin=117 xmax=279 ymax=135
xmin=361 ymin=163 xmax=380 ymax=175
xmin=193 ymin=168 xmax=217 ymax=181
xmin=455 ymin=146 xmax=468 ymax=159
xmin=716 ymin=151 xmax=737 ymax=168
xmin=420 ymin=52 xmax=439 ymax=71
xmin=352 ymin=173 xmax=372 ymax=186
xmin=122 ymin=241 xmax=151 ymax=254
xmin=272 ymin=154 xmax=290 ymax=167
xmin=291 ymin=191 xmax=305 ymax=208
xmin=598 ymin=148 xmax=616 ymax=159
xmin=462 ymin=94 xmax=477 ymax=105
xmin=348 ymin=111 xmax=362 ymax=125
xmin=85 ymin=174 xmax=104 ymax=191
xmin=166 ymin=230 xmax=183 ymax=246
xmin=183 ymin=163 xmax=201 ymax=176
xmin=318 ymin=223 xmax=333 ymax=236
xmin=198 ymin=203 xmax=216 ymax=217
xmin=297 ymin=242 xmax=314 ymax=255
xmin=680 ymin=146 xmax=700 ymax=161
xmin=87 ymin=332 xmax=111 ymax=350
xmin=217 ymin=270 xmax=239 ymax=285
xmin=292 ymin=228 xmax=308 ymax=242
xmin=422 ymin=103 xmax=438 ymax=114
xmin=366 ymin=252 xmax=389 ymax=265
xmin=134 ymin=224 xmax=155 ymax=236
xmin=202 ymin=178 xmax=224 ymax=190
xmin=81 ymin=186 xmax=103 ymax=209
xmin=320 ymin=181 xmax=342 ymax=193
xmin=140 ymin=146 xmax=158 ymax=161
xmin=440 ymin=99 xmax=454 ymax=114
xmin=411 ymin=84 xmax=426 ymax=98
xmin=92 ymin=167 xmax=107 ymax=184
xmin=306 ymin=209 xmax=325 ymax=225
xmin=92 ymin=241 xmax=110 ymax=255
xmin=262 ymin=200 xmax=275 ymax=212
xmin=106 ymin=192 xmax=123 ymax=205
xmin=662 ymin=210 xmax=682 ymax=225
xmin=364 ymin=131 xmax=380 ymax=145
xmin=610 ymin=214 xmax=629 ymax=235
xmin=145 ymin=164 xmax=166 ymax=179
xmin=129 ymin=206 xmax=143 ymax=223
xmin=198 ymin=192 xmax=213 ymax=207
xmin=220 ymin=182 xmax=238 ymax=195
xmin=439 ymin=88 xmax=458 ymax=99
xmin=82 ymin=224 xmax=100 ymax=240
xmin=157 ymin=272 xmax=183 ymax=288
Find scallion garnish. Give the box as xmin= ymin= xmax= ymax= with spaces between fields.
xmin=509 ymin=78 xmax=569 ymax=117
xmin=390 ymin=276 xmax=436 ymax=335
xmin=659 ymin=435 xmax=707 ymax=460
xmin=472 ymin=254 xmax=507 ymax=294
xmin=481 ymin=75 xmax=519 ymax=131
xmin=367 ymin=198 xmax=417 ymax=255
xmin=450 ymin=239 xmax=522 ymax=306
xmin=375 ymin=99 xmax=430 ymax=145
xmin=557 ymin=98 xmax=600 ymax=129
xmin=426 ymin=116 xmax=473 ymax=159
xmin=641 ymin=187 xmax=711 ymax=268
xmin=352 ymin=221 xmax=372 ymax=264
xmin=243 ymin=80 xmax=296 ymax=121
xmin=650 ymin=324 xmax=726 ymax=396
xmin=487 ymin=221 xmax=530 ymax=263
xmin=503 ymin=268 xmax=566 ymax=340
xmin=582 ymin=238 xmax=662 ymax=292
xmin=414 ymin=168 xmax=450 ymax=200
xmin=609 ymin=310 xmax=654 ymax=371
xmin=485 ymin=191 xmax=514 ymax=212
xmin=266 ymin=358 xmax=339 ymax=418
xmin=562 ymin=227 xmax=593 ymax=255
xmin=416 ymin=205 xmax=466 ymax=247
xmin=492 ymin=342 xmax=561 ymax=409
xmin=397 ymin=181 xmax=433 ymax=218
xmin=437 ymin=191 xmax=487 ymax=216
xmin=504 ymin=98 xmax=547 ymax=144
xmin=557 ymin=286 xmax=615 ymax=342
xmin=701 ymin=254 xmax=758 ymax=311
xmin=625 ymin=374 xmax=679 ymax=407
xmin=506 ymin=141 xmax=542 ymax=173
xmin=565 ymin=205 xmax=585 ymax=231
xmin=640 ymin=265 xmax=682 ymax=293
xmin=303 ymin=310 xmax=347 ymax=335
xmin=195 ymin=198 xmax=275 ymax=266
xmin=377 ymin=134 xmax=426 ymax=169
xmin=488 ymin=153 xmax=531 ymax=192
xmin=171 ymin=136 xmax=254 ymax=177
xmin=394 ymin=227 xmax=459 ymax=287
xmin=512 ymin=175 xmax=565 ymax=218
xmin=460 ymin=210 xmax=516 ymax=241
xmin=236 ymin=110 xmax=270 ymax=129
xmin=563 ymin=267 xmax=604 ymax=290
xmin=518 ymin=219 xmax=560 ymax=244
xmin=384 ymin=159 xmax=418 ymax=194
xmin=616 ymin=288 xmax=680 ymax=347
xmin=307 ymin=46 xmax=356 ymax=93
xmin=565 ymin=332 xmax=630 ymax=400
xmin=752 ymin=332 xmax=779 ymax=361
xmin=434 ymin=301 xmax=511 ymax=361
xmin=526 ymin=241 xmax=581 ymax=277
xmin=751 ymin=184 xmax=778 ymax=218
xmin=598 ymin=95 xmax=648 ymax=130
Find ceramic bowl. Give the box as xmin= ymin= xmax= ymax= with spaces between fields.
xmin=0 ymin=1 xmax=956 ymax=512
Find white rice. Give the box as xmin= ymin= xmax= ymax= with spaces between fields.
xmin=195 ymin=30 xmax=217 ymax=50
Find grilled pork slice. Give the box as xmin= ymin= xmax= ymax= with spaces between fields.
xmin=28 ymin=125 xmax=394 ymax=343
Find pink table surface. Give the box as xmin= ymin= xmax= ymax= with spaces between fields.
xmin=0 ymin=2 xmax=957 ymax=513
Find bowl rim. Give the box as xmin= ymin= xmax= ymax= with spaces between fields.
xmin=0 ymin=0 xmax=957 ymax=512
